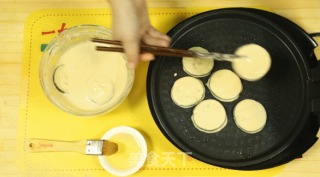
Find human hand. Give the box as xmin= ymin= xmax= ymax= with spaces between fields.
xmin=108 ymin=0 xmax=171 ymax=69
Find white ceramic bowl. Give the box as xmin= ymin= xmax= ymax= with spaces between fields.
xmin=99 ymin=126 xmax=147 ymax=176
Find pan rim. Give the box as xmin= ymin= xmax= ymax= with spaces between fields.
xmin=147 ymin=8 xmax=311 ymax=168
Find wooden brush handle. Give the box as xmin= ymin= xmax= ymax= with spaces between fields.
xmin=25 ymin=139 xmax=87 ymax=154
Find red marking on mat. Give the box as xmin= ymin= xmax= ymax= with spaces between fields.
xmin=58 ymin=23 xmax=67 ymax=33
xmin=42 ymin=30 xmax=55 ymax=35
xmin=187 ymin=156 xmax=192 ymax=161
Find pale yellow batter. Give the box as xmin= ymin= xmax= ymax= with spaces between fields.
xmin=207 ymin=69 xmax=243 ymax=102
xmin=191 ymin=99 xmax=227 ymax=133
xmin=233 ymin=99 xmax=267 ymax=134
xmin=182 ymin=47 xmax=214 ymax=77
xmin=233 ymin=44 xmax=271 ymax=81
xmin=171 ymin=76 xmax=205 ymax=108
xmin=53 ymin=41 xmax=128 ymax=112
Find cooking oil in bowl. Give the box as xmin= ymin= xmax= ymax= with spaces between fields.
xmin=105 ymin=133 xmax=141 ymax=170
xmin=99 ymin=126 xmax=147 ymax=176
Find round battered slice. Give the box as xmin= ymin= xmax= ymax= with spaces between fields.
xmin=182 ymin=47 xmax=214 ymax=77
xmin=234 ymin=99 xmax=267 ymax=134
xmin=191 ymin=99 xmax=227 ymax=133
xmin=233 ymin=44 xmax=271 ymax=81
xmin=171 ymin=77 xmax=205 ymax=108
xmin=207 ymin=69 xmax=243 ymax=102
xmin=53 ymin=65 xmax=69 ymax=94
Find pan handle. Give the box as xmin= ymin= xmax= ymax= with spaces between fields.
xmin=309 ymin=33 xmax=320 ymax=82
xmin=308 ymin=33 xmax=320 ymax=125
xmin=310 ymin=33 xmax=320 ymax=38
xmin=308 ymin=33 xmax=320 ymax=117
xmin=309 ymin=70 xmax=320 ymax=114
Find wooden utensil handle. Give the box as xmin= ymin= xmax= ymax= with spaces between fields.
xmin=25 ymin=139 xmax=87 ymax=154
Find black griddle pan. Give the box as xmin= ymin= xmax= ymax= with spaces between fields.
xmin=147 ymin=8 xmax=320 ymax=169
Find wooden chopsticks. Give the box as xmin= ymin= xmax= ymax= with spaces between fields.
xmin=92 ymin=38 xmax=196 ymax=58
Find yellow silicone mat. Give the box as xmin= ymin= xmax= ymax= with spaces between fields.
xmin=16 ymin=7 xmax=286 ymax=177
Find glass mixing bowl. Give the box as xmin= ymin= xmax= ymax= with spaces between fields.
xmin=39 ymin=25 xmax=134 ymax=117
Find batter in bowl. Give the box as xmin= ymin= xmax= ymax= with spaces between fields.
xmin=233 ymin=99 xmax=267 ymax=134
xmin=171 ymin=76 xmax=205 ymax=108
xmin=207 ymin=69 xmax=243 ymax=102
xmin=53 ymin=40 xmax=128 ymax=112
xmin=233 ymin=44 xmax=272 ymax=81
xmin=182 ymin=47 xmax=214 ymax=77
xmin=191 ymin=99 xmax=227 ymax=133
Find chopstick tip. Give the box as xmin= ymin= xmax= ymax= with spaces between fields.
xmin=91 ymin=38 xmax=97 ymax=42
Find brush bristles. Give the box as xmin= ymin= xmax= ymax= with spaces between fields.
xmin=102 ymin=140 xmax=118 ymax=156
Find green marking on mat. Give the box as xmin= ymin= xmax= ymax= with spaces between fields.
xmin=41 ymin=44 xmax=48 ymax=52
